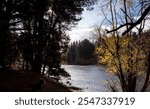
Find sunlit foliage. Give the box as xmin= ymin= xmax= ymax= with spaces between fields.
xmin=95 ymin=29 xmax=150 ymax=91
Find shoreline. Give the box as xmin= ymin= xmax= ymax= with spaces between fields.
xmin=0 ymin=69 xmax=73 ymax=92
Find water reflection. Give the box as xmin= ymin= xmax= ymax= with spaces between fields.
xmin=61 ymin=65 xmax=110 ymax=92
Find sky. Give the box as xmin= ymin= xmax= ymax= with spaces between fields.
xmin=68 ymin=1 xmax=150 ymax=42
xmin=68 ymin=4 xmax=102 ymax=42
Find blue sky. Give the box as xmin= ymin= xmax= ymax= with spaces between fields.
xmin=68 ymin=4 xmax=102 ymax=42
xmin=68 ymin=1 xmax=150 ymax=42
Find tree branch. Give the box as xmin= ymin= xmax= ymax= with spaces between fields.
xmin=105 ymin=23 xmax=133 ymax=33
xmin=105 ymin=5 xmax=150 ymax=35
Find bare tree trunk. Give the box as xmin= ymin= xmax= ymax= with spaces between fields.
xmin=141 ymin=51 xmax=150 ymax=91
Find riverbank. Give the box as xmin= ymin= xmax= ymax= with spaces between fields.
xmin=62 ymin=65 xmax=108 ymax=92
xmin=0 ymin=69 xmax=72 ymax=92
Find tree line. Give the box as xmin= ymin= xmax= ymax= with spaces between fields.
xmin=66 ymin=39 xmax=97 ymax=65
xmin=0 ymin=0 xmax=96 ymax=78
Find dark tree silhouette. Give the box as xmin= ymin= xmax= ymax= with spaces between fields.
xmin=0 ymin=0 xmax=97 ymax=79
xmin=106 ymin=5 xmax=150 ymax=35
xmin=67 ymin=39 xmax=96 ymax=65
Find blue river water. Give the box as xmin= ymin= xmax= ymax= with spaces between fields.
xmin=61 ymin=65 xmax=110 ymax=92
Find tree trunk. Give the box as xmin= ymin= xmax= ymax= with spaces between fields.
xmin=141 ymin=51 xmax=150 ymax=91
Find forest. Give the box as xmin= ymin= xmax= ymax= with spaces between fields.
xmin=66 ymin=39 xmax=97 ymax=65
xmin=0 ymin=0 xmax=96 ymax=91
xmin=0 ymin=0 xmax=150 ymax=92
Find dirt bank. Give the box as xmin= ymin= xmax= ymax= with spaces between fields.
xmin=0 ymin=69 xmax=71 ymax=92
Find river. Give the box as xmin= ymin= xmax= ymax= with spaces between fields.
xmin=61 ymin=65 xmax=111 ymax=92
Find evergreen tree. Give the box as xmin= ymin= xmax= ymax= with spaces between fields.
xmin=0 ymin=0 xmax=97 ymax=79
xmin=67 ymin=39 xmax=97 ymax=65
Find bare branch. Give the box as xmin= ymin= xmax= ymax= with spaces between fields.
xmin=106 ymin=5 xmax=150 ymax=35
xmin=120 ymin=8 xmax=133 ymax=22
xmin=123 ymin=5 xmax=150 ymax=35
xmin=105 ymin=23 xmax=133 ymax=33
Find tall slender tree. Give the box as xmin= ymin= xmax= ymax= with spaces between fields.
xmin=0 ymin=0 xmax=97 ymax=79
